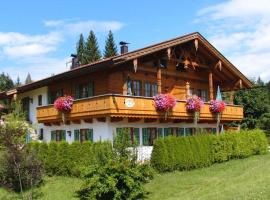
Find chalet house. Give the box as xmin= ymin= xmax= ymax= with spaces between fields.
xmin=0 ymin=32 xmax=252 ymax=147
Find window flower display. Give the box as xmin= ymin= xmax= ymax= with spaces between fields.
xmin=54 ymin=96 xmax=74 ymax=123
xmin=186 ymin=96 xmax=204 ymax=125
xmin=154 ymin=93 xmax=176 ymax=118
xmin=209 ymin=100 xmax=226 ymax=126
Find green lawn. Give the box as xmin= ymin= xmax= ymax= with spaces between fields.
xmin=145 ymin=154 xmax=270 ymax=200
xmin=0 ymin=176 xmax=83 ymax=200
xmin=1 ymin=154 xmax=270 ymax=200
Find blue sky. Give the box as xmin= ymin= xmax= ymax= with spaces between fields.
xmin=0 ymin=0 xmax=269 ymax=82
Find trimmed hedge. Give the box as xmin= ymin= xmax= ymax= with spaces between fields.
xmin=151 ymin=129 xmax=268 ymax=172
xmin=27 ymin=141 xmax=113 ymax=177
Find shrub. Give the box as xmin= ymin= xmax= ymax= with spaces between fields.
xmin=28 ymin=140 xmax=113 ymax=177
xmin=77 ymin=127 xmax=154 ymax=200
xmin=151 ymin=130 xmax=268 ymax=172
xmin=77 ymin=160 xmax=154 ymax=200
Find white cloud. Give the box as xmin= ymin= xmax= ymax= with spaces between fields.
xmin=0 ymin=19 xmax=125 ymax=82
xmin=197 ymin=0 xmax=270 ymax=81
xmin=1 ymin=56 xmax=70 ymax=81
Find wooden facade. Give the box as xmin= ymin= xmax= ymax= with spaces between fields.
xmin=1 ymin=32 xmax=252 ymax=125
xmin=37 ymin=94 xmax=243 ymax=123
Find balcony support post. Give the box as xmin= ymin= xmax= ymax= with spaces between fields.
xmin=209 ymin=72 xmax=214 ymax=100
xmin=186 ymin=82 xmax=190 ymax=99
xmin=157 ymin=60 xmax=162 ymax=94
xmin=229 ymin=91 xmax=235 ymax=104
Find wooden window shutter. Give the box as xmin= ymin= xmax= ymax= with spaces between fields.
xmin=134 ymin=128 xmax=140 ymax=145
xmin=61 ymin=130 xmax=66 ymax=141
xmin=88 ymin=82 xmax=94 ymax=97
xmin=157 ymin=128 xmax=163 ymax=138
xmin=74 ymin=85 xmax=80 ymax=99
xmin=74 ymin=130 xmax=80 ymax=141
xmin=142 ymin=128 xmax=149 ymax=146
xmin=51 ymin=131 xmax=56 ymax=141
xmin=87 ymin=129 xmax=93 ymax=142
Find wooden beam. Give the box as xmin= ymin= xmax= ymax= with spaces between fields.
xmin=144 ymin=118 xmax=157 ymax=123
xmin=128 ymin=118 xmax=141 ymax=123
xmin=97 ymin=117 xmax=106 ymax=122
xmin=110 ymin=117 xmax=123 ymax=122
xmin=133 ymin=59 xmax=138 ymax=73
xmin=157 ymin=61 xmax=162 ymax=94
xmin=194 ymin=39 xmax=199 ymax=51
xmin=186 ymin=82 xmax=190 ymax=99
xmin=84 ymin=118 xmax=93 ymax=123
xmin=215 ymin=60 xmax=222 ymax=71
xmin=167 ymin=48 xmax=172 ymax=60
xmin=229 ymin=91 xmax=235 ymax=104
xmin=72 ymin=120 xmax=81 ymax=124
xmin=209 ymin=72 xmax=214 ymax=100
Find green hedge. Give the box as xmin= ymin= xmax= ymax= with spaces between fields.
xmin=151 ymin=129 xmax=268 ymax=172
xmin=27 ymin=141 xmax=113 ymax=177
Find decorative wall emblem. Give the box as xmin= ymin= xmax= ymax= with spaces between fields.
xmin=125 ymin=98 xmax=135 ymax=108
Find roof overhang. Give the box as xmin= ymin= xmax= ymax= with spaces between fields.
xmin=0 ymin=32 xmax=253 ymax=100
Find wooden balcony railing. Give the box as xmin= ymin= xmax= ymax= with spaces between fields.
xmin=36 ymin=94 xmax=243 ymax=123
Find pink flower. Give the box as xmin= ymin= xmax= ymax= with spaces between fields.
xmin=154 ymin=93 xmax=176 ymax=112
xmin=209 ymin=100 xmax=226 ymax=113
xmin=186 ymin=96 xmax=204 ymax=112
xmin=54 ymin=96 xmax=74 ymax=113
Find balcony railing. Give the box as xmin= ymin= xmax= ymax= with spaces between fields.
xmin=36 ymin=94 xmax=243 ymax=123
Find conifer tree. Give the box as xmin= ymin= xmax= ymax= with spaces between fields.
xmin=84 ymin=30 xmax=101 ymax=64
xmin=76 ymin=33 xmax=86 ymax=65
xmin=0 ymin=73 xmax=14 ymax=91
xmin=15 ymin=76 xmax=21 ymax=87
xmin=104 ymin=30 xmax=118 ymax=58
xmin=25 ymin=73 xmax=33 ymax=84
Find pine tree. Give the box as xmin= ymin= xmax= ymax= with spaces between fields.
xmin=104 ymin=30 xmax=118 ymax=58
xmin=15 ymin=76 xmax=21 ymax=87
xmin=0 ymin=73 xmax=14 ymax=91
xmin=84 ymin=30 xmax=101 ymax=64
xmin=25 ymin=73 xmax=33 ymax=84
xmin=76 ymin=33 xmax=86 ymax=65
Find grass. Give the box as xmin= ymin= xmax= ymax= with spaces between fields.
xmin=145 ymin=153 xmax=270 ymax=200
xmin=1 ymin=154 xmax=270 ymax=200
xmin=0 ymin=176 xmax=83 ymax=200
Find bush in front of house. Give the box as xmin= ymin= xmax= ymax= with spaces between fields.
xmin=151 ymin=129 xmax=268 ymax=172
xmin=77 ymin=128 xmax=154 ymax=200
xmin=28 ymin=140 xmax=113 ymax=177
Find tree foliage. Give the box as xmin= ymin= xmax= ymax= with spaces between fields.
xmin=76 ymin=33 xmax=86 ymax=65
xmin=0 ymin=101 xmax=43 ymax=195
xmin=0 ymin=73 xmax=14 ymax=92
xmin=234 ymin=79 xmax=270 ymax=131
xmin=84 ymin=30 xmax=101 ymax=64
xmin=104 ymin=30 xmax=118 ymax=58
xmin=25 ymin=73 xmax=33 ymax=84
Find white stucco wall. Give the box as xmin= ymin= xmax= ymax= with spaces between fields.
xmin=17 ymin=86 xmax=48 ymax=125
xmin=42 ymin=117 xmax=217 ymax=144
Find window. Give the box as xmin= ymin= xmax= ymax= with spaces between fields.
xmin=144 ymin=82 xmax=158 ymax=97
xmin=142 ymin=128 xmax=161 ymax=146
xmin=39 ymin=128 xmax=44 ymax=140
xmin=116 ymin=127 xmax=140 ymax=145
xmin=38 ymin=95 xmax=42 ymax=106
xmin=51 ymin=130 xmax=66 ymax=142
xmin=132 ymin=80 xmax=141 ymax=96
xmin=74 ymin=82 xmax=94 ymax=99
xmin=164 ymin=127 xmax=185 ymax=137
xmin=74 ymin=129 xmax=93 ymax=142
xmin=49 ymin=89 xmax=63 ymax=104
xmin=190 ymin=89 xmax=208 ymax=102
xmin=185 ymin=128 xmax=195 ymax=136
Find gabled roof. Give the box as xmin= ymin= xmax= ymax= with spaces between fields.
xmin=0 ymin=32 xmax=252 ymax=97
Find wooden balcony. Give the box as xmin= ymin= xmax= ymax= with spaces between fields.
xmin=36 ymin=94 xmax=243 ymax=123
